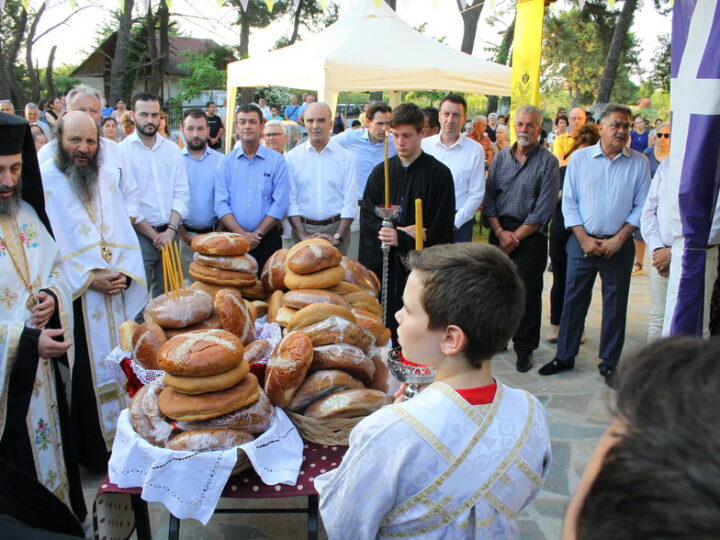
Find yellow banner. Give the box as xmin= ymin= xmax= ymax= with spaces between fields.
xmin=510 ymin=0 xmax=544 ymax=141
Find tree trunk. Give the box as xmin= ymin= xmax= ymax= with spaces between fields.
xmin=384 ymin=0 xmax=396 ymax=9
xmin=288 ymin=0 xmax=304 ymax=45
xmin=157 ymin=1 xmax=170 ymax=101
xmin=110 ymin=0 xmax=134 ymax=104
xmin=45 ymin=45 xmax=56 ymax=98
xmin=146 ymin=5 xmax=161 ymax=97
xmin=25 ymin=1 xmax=46 ymax=103
xmin=2 ymin=7 xmax=28 ymax=106
xmin=486 ymin=15 xmax=515 ymax=114
xmin=457 ymin=0 xmax=483 ymax=54
xmin=596 ymin=0 xmax=637 ymax=106
xmin=239 ymin=9 xmax=250 ymax=58
xmin=240 ymin=87 xmax=255 ymax=105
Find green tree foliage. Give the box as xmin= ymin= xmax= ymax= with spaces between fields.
xmin=175 ymin=51 xmax=227 ymax=102
xmin=273 ymin=0 xmax=339 ymax=50
xmin=646 ymin=33 xmax=670 ymax=94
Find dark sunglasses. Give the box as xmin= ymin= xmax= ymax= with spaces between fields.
xmin=656 ymin=133 xmax=670 ymax=139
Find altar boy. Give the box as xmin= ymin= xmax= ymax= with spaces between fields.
xmin=315 ymin=243 xmax=552 ymax=538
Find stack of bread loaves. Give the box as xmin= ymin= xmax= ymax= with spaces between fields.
xmin=129 ymin=328 xmax=274 ymax=453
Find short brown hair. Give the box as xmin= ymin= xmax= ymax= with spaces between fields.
xmin=439 ymin=93 xmax=467 ymax=115
xmin=405 ymin=243 xmax=525 ymax=366
xmin=367 ymin=102 xmax=392 ymax=122
xmin=390 ymin=103 xmax=425 ymax=133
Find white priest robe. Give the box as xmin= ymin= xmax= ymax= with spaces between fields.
xmin=315 ymin=382 xmax=552 ymax=539
xmin=0 ymin=201 xmax=76 ymax=507
xmin=41 ymin=161 xmax=148 ymax=451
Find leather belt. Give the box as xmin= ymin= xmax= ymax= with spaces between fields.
xmin=588 ymin=234 xmax=613 ymax=240
xmin=300 ymin=215 xmax=341 ymax=226
xmin=153 ymin=224 xmax=169 ymax=233
xmin=184 ymin=225 xmax=215 ymax=234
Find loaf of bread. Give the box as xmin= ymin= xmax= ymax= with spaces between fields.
xmin=267 ymin=290 xmax=284 ymax=323
xmin=368 ymin=349 xmax=390 ymax=394
xmin=129 ymin=379 xmax=173 ymax=446
xmin=193 ymin=252 xmax=258 ymax=274
xmin=191 ymin=232 xmax=250 ymax=256
xmin=344 ymin=292 xmax=383 ymax=318
xmin=264 ymin=331 xmax=314 ymax=407
xmin=252 ymin=300 xmax=268 ymax=318
xmin=214 ymin=289 xmax=255 ymax=344
xmin=132 ymin=321 xmax=167 ymax=370
xmin=189 ymin=281 xmax=243 ymax=300
xmin=275 ymin=305 xmax=297 ymax=328
xmin=351 ymin=308 xmax=391 ymax=346
xmin=340 ymin=257 xmax=381 ymax=297
xmin=244 ymin=339 xmax=273 ymax=365
xmin=189 ymin=261 xmax=257 ymax=287
xmin=284 ymin=265 xmax=344 ymax=290
xmin=287 ymin=370 xmax=365 ymax=413
xmin=157 ymin=329 xmax=245 ymax=377
xmin=326 ymin=281 xmax=364 ymax=296
xmin=143 ymin=289 xmax=214 ymax=329
xmin=297 ymin=315 xmax=374 ymax=354
xmin=287 ymin=303 xmax=356 ymax=331
xmin=310 ymin=344 xmax=376 ymax=384
xmin=281 ymin=289 xmax=348 ymax=310
xmin=166 ymin=429 xmax=254 ymax=452
xmin=304 ymin=388 xmax=389 ymax=419
xmin=286 ymin=238 xmax=342 ymax=275
xmin=244 ymin=300 xmax=257 ymax=323
xmin=163 ymin=358 xmax=250 ymax=395
xmin=176 ymin=389 xmax=273 ymax=434
xmin=120 ymin=320 xmax=139 ymax=351
xmin=159 ymin=373 xmax=260 ymax=421
xmin=261 ymin=248 xmax=288 ymax=294
xmin=238 ymin=280 xmax=267 ymax=300
xmin=164 ymin=312 xmax=222 ymax=339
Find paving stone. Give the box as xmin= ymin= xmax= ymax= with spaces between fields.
xmin=543 ymin=441 xmax=570 ymax=496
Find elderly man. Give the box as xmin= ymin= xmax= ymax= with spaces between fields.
xmin=178 ymin=108 xmax=223 ymax=274
xmin=0 ymin=113 xmax=85 ymax=520
xmin=487 ymin=112 xmax=499 ymax=142
xmin=0 ymin=100 xmax=14 ymax=115
xmin=285 ymin=102 xmax=357 ymax=254
xmin=484 ymin=105 xmax=559 ymax=373
xmin=468 ymin=114 xmax=493 ymax=167
xmin=540 ymin=104 xmax=650 ymax=388
xmin=216 ymin=104 xmax=290 ymax=272
xmin=41 ymin=111 xmax=147 ymax=471
xmin=37 ymin=84 xmax=140 ymax=221
xmin=262 ymin=120 xmax=287 ymax=154
xmin=553 ymin=107 xmax=587 ymax=166
xmin=297 ymin=94 xmax=316 ymax=127
xmin=422 ymin=94 xmax=485 ymax=243
xmin=120 ymin=92 xmax=189 ymax=298
xmin=24 ymin=103 xmax=52 ymax=141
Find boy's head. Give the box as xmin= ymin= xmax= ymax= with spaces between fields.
xmin=397 ymin=243 xmax=524 ymax=367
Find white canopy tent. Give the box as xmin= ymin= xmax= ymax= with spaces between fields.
xmin=225 ymin=0 xmax=511 ymax=146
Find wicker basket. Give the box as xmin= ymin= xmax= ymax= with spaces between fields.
xmin=286 ymin=411 xmax=361 ymax=446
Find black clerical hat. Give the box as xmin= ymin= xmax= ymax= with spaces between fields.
xmin=0 ymin=112 xmax=53 ymax=235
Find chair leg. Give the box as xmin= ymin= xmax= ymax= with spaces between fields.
xmin=168 ymin=514 xmax=180 ymax=540
xmin=131 ymin=494 xmax=152 ymax=540
xmin=307 ymin=494 xmax=319 ymax=540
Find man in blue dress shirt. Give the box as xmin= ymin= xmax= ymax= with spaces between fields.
xmin=215 ymin=103 xmax=290 ymax=273
xmin=179 ymin=108 xmax=223 ymax=276
xmin=539 ymin=104 xmax=650 ymax=388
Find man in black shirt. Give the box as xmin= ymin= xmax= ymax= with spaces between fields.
xmin=359 ymin=103 xmax=455 ymax=342
xmin=206 ymin=101 xmax=224 ymax=151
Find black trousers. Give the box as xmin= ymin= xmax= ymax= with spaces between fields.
xmin=549 ymin=207 xmax=571 ymax=325
xmin=490 ymin=217 xmax=548 ymax=354
xmin=249 ymin=226 xmax=282 ymax=276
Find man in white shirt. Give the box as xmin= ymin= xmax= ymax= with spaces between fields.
xmin=422 ymin=94 xmax=485 ymax=243
xmin=24 ymin=103 xmax=52 ymax=141
xmin=285 ymin=102 xmax=357 ymax=255
xmin=119 ymin=92 xmax=189 ymax=298
xmin=256 ymin=97 xmax=271 ymax=120
xmin=37 ymin=84 xmax=140 ymax=221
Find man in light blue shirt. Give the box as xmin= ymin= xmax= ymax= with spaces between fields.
xmin=334 ymin=102 xmax=396 ymax=202
xmin=539 ymin=104 xmax=650 ymax=388
xmin=179 ymin=108 xmax=223 ymax=275
xmin=215 ymin=103 xmax=290 ymax=273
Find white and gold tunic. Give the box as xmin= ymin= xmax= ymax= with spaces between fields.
xmin=315 ymin=382 xmax=552 ymax=539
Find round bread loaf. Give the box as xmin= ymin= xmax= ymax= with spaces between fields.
xmin=239 ymin=280 xmax=267 ymax=300
xmin=264 ymin=331 xmax=314 ymax=408
xmin=281 ymin=289 xmax=348 ymax=310
xmin=166 ymin=429 xmax=254 ymax=452
xmin=344 ymin=292 xmax=383 ymax=318
xmin=189 ymin=261 xmax=257 ymax=287
xmin=164 ymin=312 xmax=222 ymax=339
xmin=190 ymin=280 xmax=244 ymax=300
xmin=129 ymin=379 xmax=173 ymax=446
xmin=163 ymin=358 xmax=250 ymax=395
xmin=215 ymin=289 xmax=255 ymax=344
xmin=157 ymin=329 xmax=245 ymax=376
xmin=245 ymin=339 xmax=273 ymax=365
xmin=326 ymin=281 xmax=364 ymax=296
xmin=267 ymin=290 xmax=284 ymax=323
xmin=175 ymin=389 xmax=273 ymax=434
xmin=310 ymin=343 xmax=376 ymax=384
xmin=284 ymin=265 xmax=344 ymax=290
xmin=193 ymin=252 xmax=258 ymax=274
xmin=132 ymin=321 xmax=167 ymax=370
xmin=191 ymin=232 xmax=250 ymax=256
xmin=286 ymin=238 xmax=342 ymax=275
xmin=143 ymin=289 xmax=214 ymax=329
xmin=251 ymin=300 xmax=268 ymax=319
xmin=120 ymin=320 xmax=139 ymax=351
xmin=351 ymin=308 xmax=390 ymax=346
xmin=261 ymin=249 xmax=288 ymax=293
xmin=304 ymin=388 xmax=389 ymax=419
xmin=298 ymin=315 xmax=374 ymax=354
xmin=275 ymin=305 xmax=297 ymax=328
xmin=244 ymin=299 xmax=257 ymax=323
xmin=287 ymin=303 xmax=356 ymax=331
xmin=368 ymin=349 xmax=390 ymax=393
xmin=287 ymin=370 xmax=365 ymax=413
xmin=340 ymin=257 xmax=381 ymax=297
xmin=159 ymin=372 xmax=261 ymax=421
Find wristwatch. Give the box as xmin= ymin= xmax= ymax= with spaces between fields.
xmin=254 ymin=229 xmax=263 ymax=239
xmin=333 ymin=232 xmax=343 ymax=241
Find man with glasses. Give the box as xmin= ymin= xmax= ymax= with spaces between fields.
xmin=539 ymin=104 xmax=650 ymax=388
xmin=262 ymin=120 xmax=287 ymax=154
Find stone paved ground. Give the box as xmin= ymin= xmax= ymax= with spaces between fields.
xmin=80 ymin=270 xmax=651 ymax=539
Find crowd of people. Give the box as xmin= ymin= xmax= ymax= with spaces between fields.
xmin=1 ymin=82 xmax=720 ymax=538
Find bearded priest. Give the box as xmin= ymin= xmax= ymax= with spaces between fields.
xmin=0 ymin=112 xmax=86 ymax=520
xmin=41 ymin=111 xmax=148 ymax=472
